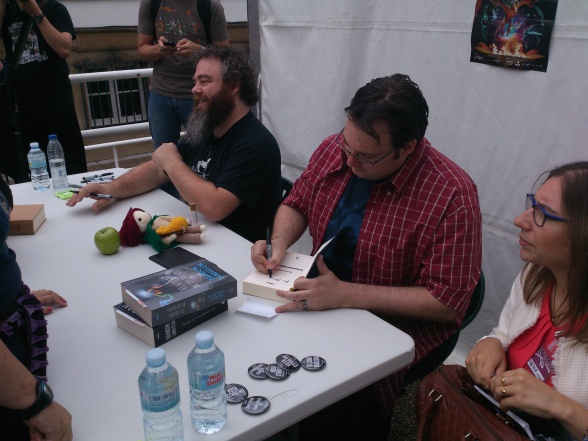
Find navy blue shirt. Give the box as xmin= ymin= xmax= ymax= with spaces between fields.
xmin=321 ymin=175 xmax=378 ymax=282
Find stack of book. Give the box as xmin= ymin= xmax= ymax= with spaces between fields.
xmin=114 ymin=258 xmax=237 ymax=347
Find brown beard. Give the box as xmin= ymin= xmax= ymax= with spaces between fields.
xmin=185 ymin=85 xmax=235 ymax=146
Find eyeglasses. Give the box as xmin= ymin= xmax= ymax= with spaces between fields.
xmin=525 ymin=193 xmax=567 ymax=227
xmin=336 ymin=129 xmax=397 ymax=167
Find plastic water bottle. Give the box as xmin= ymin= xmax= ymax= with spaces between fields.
xmin=187 ymin=330 xmax=227 ymax=434
xmin=138 ymin=348 xmax=184 ymax=441
xmin=27 ymin=143 xmax=50 ymax=191
xmin=47 ymin=134 xmax=68 ymax=191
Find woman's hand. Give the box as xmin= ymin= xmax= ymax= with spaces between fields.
xmin=31 ymin=290 xmax=68 ymax=314
xmin=465 ymin=337 xmax=506 ymax=389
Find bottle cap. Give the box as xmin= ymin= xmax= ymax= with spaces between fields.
xmin=276 ymin=354 xmax=301 ymax=372
xmin=195 ymin=330 xmax=214 ymax=349
xmin=248 ymin=363 xmax=268 ymax=380
xmin=241 ymin=396 xmax=270 ymax=415
xmin=265 ymin=363 xmax=290 ymax=380
xmin=225 ymin=383 xmax=248 ymax=404
xmin=146 ymin=348 xmax=166 ymax=367
xmin=30 ymin=142 xmax=40 ymax=148
xmin=300 ymin=356 xmax=326 ymax=371
xmin=48 ymin=134 xmax=57 ymax=140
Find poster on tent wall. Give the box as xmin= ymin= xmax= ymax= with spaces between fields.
xmin=470 ymin=0 xmax=559 ymax=72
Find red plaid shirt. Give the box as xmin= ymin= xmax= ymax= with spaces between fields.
xmin=283 ymin=134 xmax=482 ymax=416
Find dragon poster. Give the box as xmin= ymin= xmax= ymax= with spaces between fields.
xmin=470 ymin=0 xmax=559 ymax=72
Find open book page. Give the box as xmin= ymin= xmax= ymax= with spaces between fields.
xmin=474 ymin=385 xmax=535 ymax=440
xmin=242 ymin=235 xmax=337 ymax=303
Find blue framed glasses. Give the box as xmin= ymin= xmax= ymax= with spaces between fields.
xmin=336 ymin=129 xmax=397 ymax=167
xmin=525 ymin=193 xmax=567 ymax=227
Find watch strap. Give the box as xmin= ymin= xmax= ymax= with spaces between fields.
xmin=33 ymin=13 xmax=45 ymax=24
xmin=16 ymin=380 xmax=54 ymax=420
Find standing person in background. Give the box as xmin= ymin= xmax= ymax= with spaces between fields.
xmin=0 ymin=0 xmax=87 ymax=183
xmin=138 ymin=0 xmax=229 ymax=149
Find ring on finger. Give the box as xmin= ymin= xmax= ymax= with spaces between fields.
xmin=501 ymin=376 xmax=506 ymax=385
xmin=501 ymin=387 xmax=507 ymax=397
xmin=301 ymin=299 xmax=308 ymax=311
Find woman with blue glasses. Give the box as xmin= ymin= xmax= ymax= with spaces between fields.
xmin=466 ymin=161 xmax=588 ymax=441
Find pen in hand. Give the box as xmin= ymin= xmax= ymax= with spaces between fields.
xmin=266 ymin=227 xmax=272 ymax=278
xmin=72 ymin=190 xmax=113 ymax=199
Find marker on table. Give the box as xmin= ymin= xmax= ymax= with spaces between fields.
xmin=82 ymin=172 xmax=113 ymax=179
xmin=72 ymin=190 xmax=113 ymax=199
xmin=266 ymin=227 xmax=272 ymax=279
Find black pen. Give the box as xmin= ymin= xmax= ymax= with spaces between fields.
xmin=68 ymin=183 xmax=84 ymax=189
xmin=82 ymin=176 xmax=114 ymax=183
xmin=82 ymin=172 xmax=113 ymax=179
xmin=266 ymin=227 xmax=272 ymax=278
xmin=72 ymin=190 xmax=113 ymax=199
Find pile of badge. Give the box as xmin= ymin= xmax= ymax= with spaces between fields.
xmin=224 ymin=353 xmax=327 ymax=416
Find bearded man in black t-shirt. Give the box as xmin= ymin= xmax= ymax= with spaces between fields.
xmin=68 ymin=46 xmax=282 ymax=243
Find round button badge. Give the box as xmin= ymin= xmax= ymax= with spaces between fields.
xmin=264 ymin=363 xmax=290 ymax=380
xmin=225 ymin=383 xmax=248 ymax=404
xmin=276 ymin=354 xmax=301 ymax=372
xmin=248 ymin=363 xmax=269 ymax=380
xmin=300 ymin=356 xmax=327 ymax=371
xmin=241 ymin=396 xmax=271 ymax=415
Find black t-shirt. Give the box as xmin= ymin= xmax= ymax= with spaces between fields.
xmin=1 ymin=0 xmax=76 ymax=106
xmin=178 ymin=112 xmax=282 ymax=242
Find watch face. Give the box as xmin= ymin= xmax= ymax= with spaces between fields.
xmin=34 ymin=14 xmax=45 ymax=23
xmin=41 ymin=381 xmax=54 ymax=400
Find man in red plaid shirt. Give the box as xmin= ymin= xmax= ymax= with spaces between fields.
xmin=252 ymin=74 xmax=482 ymax=440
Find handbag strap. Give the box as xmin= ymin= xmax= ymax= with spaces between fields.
xmin=1 ymin=15 xmax=34 ymax=115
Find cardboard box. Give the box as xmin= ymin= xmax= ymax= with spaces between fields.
xmin=9 ymin=204 xmax=46 ymax=235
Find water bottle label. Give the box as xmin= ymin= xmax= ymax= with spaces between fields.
xmin=28 ymin=159 xmax=46 ymax=168
xmin=190 ymin=371 xmax=224 ymax=391
xmin=140 ymin=385 xmax=180 ymax=412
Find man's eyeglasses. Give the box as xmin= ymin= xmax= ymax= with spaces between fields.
xmin=525 ymin=193 xmax=567 ymax=227
xmin=336 ymin=129 xmax=397 ymax=167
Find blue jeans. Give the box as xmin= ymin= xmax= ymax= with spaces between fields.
xmin=148 ymin=91 xmax=194 ymax=149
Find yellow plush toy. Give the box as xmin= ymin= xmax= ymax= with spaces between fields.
xmin=154 ymin=216 xmax=189 ymax=239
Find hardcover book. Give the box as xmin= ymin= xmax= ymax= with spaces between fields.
xmin=9 ymin=204 xmax=46 ymax=235
xmin=242 ymin=234 xmax=339 ymax=303
xmin=114 ymin=301 xmax=228 ymax=347
xmin=121 ymin=259 xmax=237 ymax=327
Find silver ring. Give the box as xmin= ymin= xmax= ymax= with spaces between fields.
xmin=301 ymin=299 xmax=308 ymax=310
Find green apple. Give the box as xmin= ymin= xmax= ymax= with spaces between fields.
xmin=94 ymin=227 xmax=121 ymax=255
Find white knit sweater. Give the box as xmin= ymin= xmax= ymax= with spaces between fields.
xmin=488 ymin=272 xmax=588 ymax=407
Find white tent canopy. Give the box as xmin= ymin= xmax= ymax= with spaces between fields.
xmin=251 ymin=0 xmax=588 ymax=349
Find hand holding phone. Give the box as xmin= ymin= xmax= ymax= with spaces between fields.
xmin=162 ymin=41 xmax=176 ymax=47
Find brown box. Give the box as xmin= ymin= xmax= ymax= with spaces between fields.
xmin=9 ymin=205 xmax=46 ymax=235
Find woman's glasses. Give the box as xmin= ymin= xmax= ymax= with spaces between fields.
xmin=525 ymin=193 xmax=567 ymax=227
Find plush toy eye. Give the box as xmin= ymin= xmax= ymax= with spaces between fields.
xmin=137 ymin=217 xmax=143 ymax=222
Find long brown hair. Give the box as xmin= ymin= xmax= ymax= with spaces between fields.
xmin=522 ymin=161 xmax=588 ymax=343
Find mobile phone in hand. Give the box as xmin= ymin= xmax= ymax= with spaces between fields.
xmin=162 ymin=41 xmax=176 ymax=47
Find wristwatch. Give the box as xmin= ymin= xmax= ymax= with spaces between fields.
xmin=33 ymin=13 xmax=45 ymax=24
xmin=16 ymin=380 xmax=54 ymax=420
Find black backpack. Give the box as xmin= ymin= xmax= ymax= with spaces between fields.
xmin=149 ymin=0 xmax=213 ymax=44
